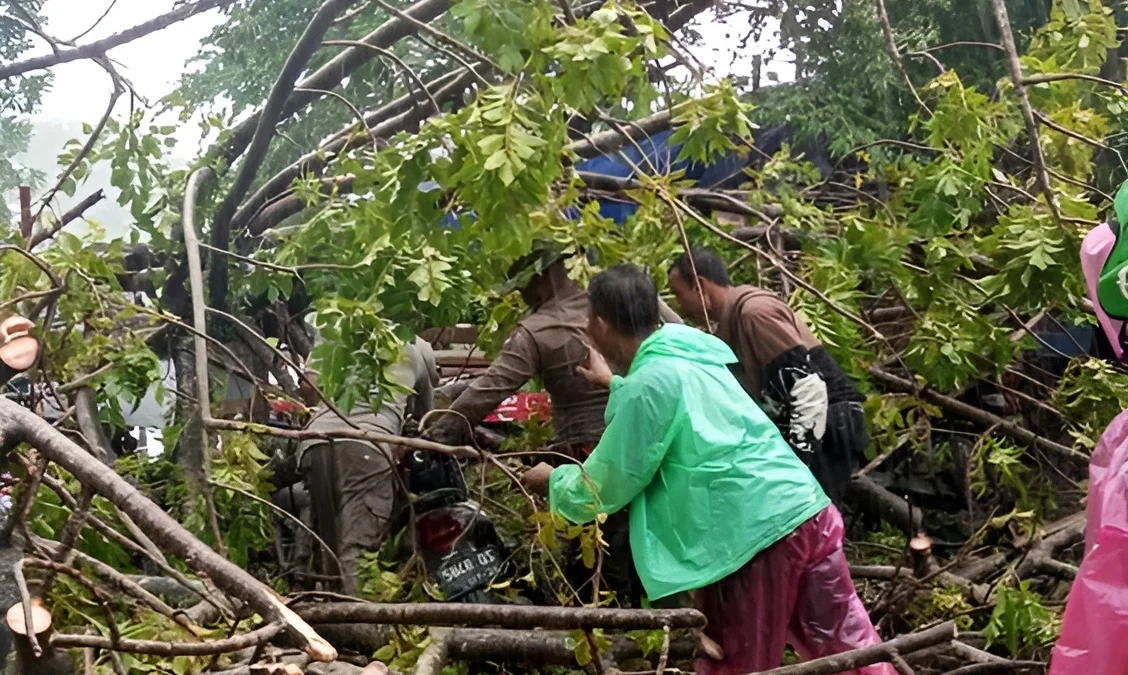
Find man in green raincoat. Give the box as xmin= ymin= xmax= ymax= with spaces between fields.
xmin=522 ymin=264 xmax=893 ymax=675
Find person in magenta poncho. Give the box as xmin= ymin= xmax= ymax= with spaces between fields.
xmin=1051 ymin=181 xmax=1128 ymax=674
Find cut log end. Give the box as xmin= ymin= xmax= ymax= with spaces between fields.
xmin=7 ymin=599 xmax=52 ymax=637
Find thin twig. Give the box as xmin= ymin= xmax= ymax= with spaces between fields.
xmin=321 ymin=41 xmax=441 ymax=115
xmin=204 ymin=416 xmax=481 ymax=460
xmin=68 ymin=0 xmax=121 ymax=42
xmin=0 ymin=0 xmax=237 ymax=79
xmin=51 ymin=622 xmax=285 ymax=656
xmin=371 ymin=0 xmax=503 ymax=73
xmin=1023 ymin=71 xmax=1128 ymax=95
xmin=294 ymin=86 xmax=382 ymax=147
xmin=874 ymin=0 xmax=931 ymax=114
xmin=31 ymin=63 xmax=122 ymax=228
xmin=28 ymin=189 xmax=106 ymax=249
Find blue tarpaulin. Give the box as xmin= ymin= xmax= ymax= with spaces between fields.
xmin=573 ymin=130 xmax=752 ymax=222
xmin=440 ymin=130 xmax=756 ymax=227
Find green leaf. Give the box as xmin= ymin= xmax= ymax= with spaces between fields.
xmin=483 ymin=149 xmax=508 ymax=171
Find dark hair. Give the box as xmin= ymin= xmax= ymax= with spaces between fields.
xmin=589 ymin=264 xmax=660 ymax=338
xmin=670 ymin=247 xmax=731 ymax=287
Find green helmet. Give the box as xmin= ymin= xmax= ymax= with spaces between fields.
xmin=1097 ymin=181 xmax=1128 ymax=319
xmin=496 ymin=239 xmax=567 ymax=296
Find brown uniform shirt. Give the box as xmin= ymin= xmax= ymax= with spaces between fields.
xmin=430 ymin=285 xmax=610 ymax=446
xmin=714 ymin=285 xmax=821 ymax=401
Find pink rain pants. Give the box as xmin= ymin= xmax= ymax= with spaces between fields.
xmin=1050 ymin=409 xmax=1128 ymax=675
xmin=696 ymin=505 xmax=897 ymax=675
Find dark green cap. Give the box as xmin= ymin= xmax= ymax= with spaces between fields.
xmin=496 ymin=239 xmax=566 ymax=296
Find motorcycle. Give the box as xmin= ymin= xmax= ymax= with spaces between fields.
xmin=405 ymin=449 xmax=508 ymax=604
xmin=404 ymin=391 xmax=553 ymax=603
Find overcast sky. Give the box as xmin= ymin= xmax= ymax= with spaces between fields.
xmin=15 ymin=0 xmax=789 ymax=235
xmin=35 ymin=0 xmax=222 ymax=152
xmin=28 ymin=0 xmax=787 ymax=128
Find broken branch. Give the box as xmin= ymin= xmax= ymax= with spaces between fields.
xmin=0 ymin=396 xmax=336 ymax=661
xmin=51 ymin=622 xmax=284 ymax=656
xmin=0 ymin=0 xmax=237 ymax=79
xmin=295 ymin=602 xmax=706 ymax=630
xmin=751 ymin=622 xmax=957 ymax=675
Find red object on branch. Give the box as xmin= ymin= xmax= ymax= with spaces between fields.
xmin=18 ymin=187 xmax=31 ymax=239
xmin=484 ymin=392 xmax=552 ymax=424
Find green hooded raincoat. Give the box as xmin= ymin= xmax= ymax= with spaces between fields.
xmin=549 ymin=323 xmax=829 ymax=600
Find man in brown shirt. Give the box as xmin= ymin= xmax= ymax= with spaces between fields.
xmin=668 ymin=247 xmax=866 ymax=503
xmin=426 ymin=246 xmax=682 ymax=604
xmin=424 ymin=253 xmax=609 ymax=452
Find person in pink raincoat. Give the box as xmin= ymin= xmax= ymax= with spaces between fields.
xmin=1050 ymin=182 xmax=1128 ymax=674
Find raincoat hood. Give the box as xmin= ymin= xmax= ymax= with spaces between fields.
xmin=629 ymin=323 xmax=739 ymax=373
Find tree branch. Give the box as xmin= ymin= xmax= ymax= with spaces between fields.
xmin=209 ymin=0 xmax=358 ymax=312
xmin=295 ymin=602 xmax=705 ymax=630
xmin=51 ymin=622 xmax=283 ymax=656
xmin=181 ymin=168 xmax=227 ymax=556
xmin=0 ymin=396 xmax=336 ymax=661
xmin=989 ymin=0 xmax=1063 ymax=226
xmin=874 ymin=0 xmax=931 ymax=114
xmin=0 ymin=0 xmax=237 ymax=79
xmin=868 ymin=366 xmax=1086 ymax=462
xmin=753 ymin=623 xmax=956 ymax=675
xmin=1023 ymin=71 xmax=1128 ymax=95
xmin=208 ymin=0 xmax=451 ymax=169
xmin=235 ymin=71 xmax=474 ymax=235
xmin=370 ymin=0 xmax=502 ymax=73
xmin=31 ymin=63 xmax=121 ymax=229
xmin=28 ymin=189 xmax=106 ymax=250
xmin=321 ymin=40 xmax=441 ymax=115
xmin=205 ymin=416 xmax=480 ymax=460
xmin=33 ymin=537 xmax=200 ymax=637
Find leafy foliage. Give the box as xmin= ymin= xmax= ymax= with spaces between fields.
xmin=984 ymin=580 xmax=1060 ymax=657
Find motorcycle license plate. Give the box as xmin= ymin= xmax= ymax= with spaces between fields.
xmin=436 ymin=545 xmax=502 ymax=599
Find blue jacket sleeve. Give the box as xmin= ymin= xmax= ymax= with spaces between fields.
xmin=548 ymin=374 xmax=675 ymax=524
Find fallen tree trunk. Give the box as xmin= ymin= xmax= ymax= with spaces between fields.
xmin=295 ymin=602 xmax=705 ymax=630
xmin=750 ymin=622 xmax=957 ymax=675
xmin=293 ymin=623 xmax=698 ymax=668
xmin=848 ymin=474 xmax=924 ymax=534
xmin=868 ymin=367 xmax=1085 ymax=463
xmin=849 ymin=566 xmax=989 ymax=603
xmin=0 ymin=397 xmax=335 ymax=662
xmin=446 ymin=627 xmax=697 ymax=665
xmin=51 ymin=623 xmax=283 ymax=656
